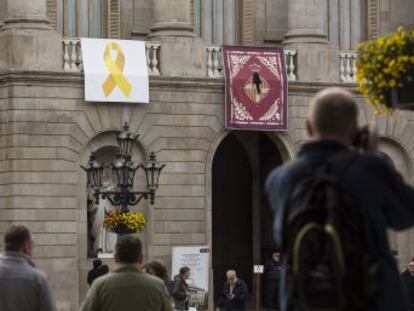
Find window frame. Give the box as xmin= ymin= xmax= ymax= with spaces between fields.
xmin=192 ymin=0 xmax=242 ymax=46
xmin=328 ymin=0 xmax=366 ymax=50
xmin=47 ymin=0 xmax=119 ymax=39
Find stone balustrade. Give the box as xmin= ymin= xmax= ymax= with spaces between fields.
xmin=146 ymin=42 xmax=161 ymax=75
xmin=206 ymin=46 xmax=223 ymax=78
xmin=63 ymin=39 xmax=301 ymax=81
xmin=339 ymin=51 xmax=358 ymax=83
xmin=284 ymin=49 xmax=298 ymax=81
xmin=206 ymin=46 xmax=298 ymax=81
xmin=62 ymin=39 xmax=161 ymax=75
xmin=63 ymin=39 xmax=82 ymax=72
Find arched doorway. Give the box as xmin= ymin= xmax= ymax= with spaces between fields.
xmin=211 ymin=132 xmax=284 ymax=306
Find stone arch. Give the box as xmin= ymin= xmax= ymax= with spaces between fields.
xmin=205 ymin=129 xmax=296 ymax=306
xmin=205 ymin=130 xmax=295 ymax=247
xmin=378 ymin=136 xmax=413 ymax=182
xmin=76 ymin=130 xmax=151 ymax=300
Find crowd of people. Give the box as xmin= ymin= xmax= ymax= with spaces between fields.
xmin=0 ymin=224 xmax=254 ymax=311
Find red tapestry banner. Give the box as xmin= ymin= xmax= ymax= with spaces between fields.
xmin=223 ymin=46 xmax=288 ymax=130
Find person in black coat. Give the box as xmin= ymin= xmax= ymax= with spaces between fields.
xmin=401 ymin=259 xmax=414 ymax=311
xmin=87 ymin=259 xmax=109 ymax=285
xmin=217 ymin=270 xmax=248 ymax=311
xmin=263 ymin=251 xmax=281 ymax=311
xmin=266 ymin=88 xmax=414 ymax=311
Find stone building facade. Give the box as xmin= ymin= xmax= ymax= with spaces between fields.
xmin=0 ymin=0 xmax=414 ymax=310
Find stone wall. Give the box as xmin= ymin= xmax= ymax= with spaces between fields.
xmin=2 ymin=71 xmax=414 ymax=309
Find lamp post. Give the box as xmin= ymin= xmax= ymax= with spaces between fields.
xmin=81 ymin=123 xmax=165 ymax=212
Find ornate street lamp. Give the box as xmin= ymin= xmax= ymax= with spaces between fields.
xmin=81 ymin=123 xmax=165 ymax=212
xmin=81 ymin=152 xmax=103 ymax=189
xmin=143 ymin=152 xmax=166 ymax=204
xmin=117 ymin=122 xmax=138 ymax=157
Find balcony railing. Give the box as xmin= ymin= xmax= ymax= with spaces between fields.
xmin=339 ymin=51 xmax=358 ymax=83
xmin=62 ymin=39 xmax=161 ymax=75
xmin=206 ymin=46 xmax=298 ymax=81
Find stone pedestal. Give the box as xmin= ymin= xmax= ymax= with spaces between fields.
xmin=283 ymin=0 xmax=336 ymax=82
xmin=0 ymin=0 xmax=62 ymax=71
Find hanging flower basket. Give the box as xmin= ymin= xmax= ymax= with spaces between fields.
xmin=356 ymin=27 xmax=414 ymax=113
xmin=103 ymin=210 xmax=146 ymax=235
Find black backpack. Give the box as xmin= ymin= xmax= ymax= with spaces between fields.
xmin=283 ymin=151 xmax=377 ymax=311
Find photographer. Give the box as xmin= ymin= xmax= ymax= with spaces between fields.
xmin=217 ymin=270 xmax=248 ymax=311
xmin=266 ymin=87 xmax=414 ymax=311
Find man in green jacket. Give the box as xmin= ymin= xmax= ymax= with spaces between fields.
xmin=80 ymin=235 xmax=172 ymax=311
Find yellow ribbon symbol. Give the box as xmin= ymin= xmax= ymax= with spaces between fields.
xmin=102 ymin=42 xmax=132 ymax=97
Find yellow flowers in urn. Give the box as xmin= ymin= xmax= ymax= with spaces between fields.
xmin=103 ymin=210 xmax=146 ymax=234
xmin=356 ymin=27 xmax=414 ymax=113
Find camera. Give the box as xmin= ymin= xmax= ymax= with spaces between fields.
xmin=352 ymin=126 xmax=374 ymax=151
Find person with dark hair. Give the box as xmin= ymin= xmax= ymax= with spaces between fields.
xmin=145 ymin=260 xmax=175 ymax=296
xmin=401 ymin=259 xmax=414 ymax=311
xmin=0 ymin=225 xmax=56 ymax=311
xmin=144 ymin=260 xmax=169 ymax=283
xmin=87 ymin=259 xmax=109 ymax=285
xmin=172 ymin=266 xmax=191 ymax=311
xmin=80 ymin=235 xmax=172 ymax=311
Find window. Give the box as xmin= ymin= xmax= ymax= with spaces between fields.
xmin=328 ymin=0 xmax=363 ymax=50
xmin=192 ymin=0 xmax=241 ymax=45
xmin=46 ymin=0 xmax=120 ymax=38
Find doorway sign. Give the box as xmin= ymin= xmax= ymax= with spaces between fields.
xmin=253 ymin=265 xmax=264 ymax=274
xmin=81 ymin=38 xmax=149 ymax=103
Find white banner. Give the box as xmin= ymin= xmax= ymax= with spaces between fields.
xmin=81 ymin=38 xmax=149 ymax=103
xmin=172 ymin=246 xmax=210 ymax=291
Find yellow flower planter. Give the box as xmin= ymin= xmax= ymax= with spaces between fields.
xmin=356 ymin=27 xmax=414 ymax=113
xmin=103 ymin=210 xmax=146 ymax=234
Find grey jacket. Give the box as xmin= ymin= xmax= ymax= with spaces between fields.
xmin=0 ymin=251 xmax=56 ymax=311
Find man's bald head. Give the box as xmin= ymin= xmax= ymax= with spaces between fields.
xmin=226 ymin=270 xmax=237 ymax=283
xmin=307 ymin=87 xmax=358 ymax=143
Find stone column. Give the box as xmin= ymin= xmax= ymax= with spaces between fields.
xmin=0 ymin=0 xmax=62 ymax=71
xmin=284 ymin=0 xmax=328 ymax=44
xmin=3 ymin=0 xmax=48 ymax=25
xmin=147 ymin=0 xmax=206 ymax=77
xmin=148 ymin=0 xmax=194 ymax=38
xmin=283 ymin=0 xmax=337 ymax=82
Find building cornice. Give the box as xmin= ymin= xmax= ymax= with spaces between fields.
xmin=0 ymin=70 xmax=359 ymax=94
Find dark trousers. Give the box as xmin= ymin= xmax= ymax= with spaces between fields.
xmin=264 ymin=279 xmax=279 ymax=310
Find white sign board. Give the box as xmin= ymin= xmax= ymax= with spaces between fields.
xmin=254 ymin=265 xmax=264 ymax=274
xmin=172 ymin=246 xmax=210 ymax=291
xmin=81 ymin=38 xmax=149 ymax=103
